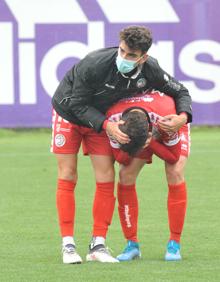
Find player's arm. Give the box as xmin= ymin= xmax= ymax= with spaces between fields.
xmin=67 ymin=60 xmax=130 ymax=143
xmin=53 ymin=56 xmax=108 ymax=133
xmin=147 ymin=124 xmax=181 ymax=163
xmin=146 ymin=58 xmax=192 ymax=128
xmin=157 ymin=113 xmax=187 ymax=132
xmin=148 ymin=138 xmax=181 ymax=164
xmin=68 ymin=62 xmax=107 ymax=132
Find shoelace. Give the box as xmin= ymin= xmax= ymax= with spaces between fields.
xmin=97 ymin=246 xmax=113 ymax=255
xmin=167 ymin=247 xmax=178 ymax=254
xmin=167 ymin=242 xmax=179 ymax=254
xmin=63 ymin=245 xmax=76 ymax=254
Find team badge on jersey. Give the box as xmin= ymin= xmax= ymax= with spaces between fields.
xmin=55 ymin=134 xmax=66 ymax=147
xmin=136 ymin=78 xmax=146 ymax=88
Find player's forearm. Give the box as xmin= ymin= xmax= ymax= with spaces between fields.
xmin=149 ymin=139 xmax=181 ymax=164
xmin=161 ymin=77 xmax=192 ymax=123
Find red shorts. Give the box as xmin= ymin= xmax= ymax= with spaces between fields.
xmin=179 ymin=123 xmax=191 ymax=158
xmin=112 ymin=147 xmax=153 ymax=165
xmin=51 ymin=110 xmax=112 ymax=155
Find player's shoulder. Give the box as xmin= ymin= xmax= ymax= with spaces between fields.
xmin=142 ymin=55 xmax=163 ymax=80
xmin=148 ymin=90 xmax=175 ymax=104
xmin=77 ymin=47 xmax=117 ymax=75
xmin=144 ymin=55 xmax=160 ymax=69
xmin=86 ymin=47 xmax=117 ymax=63
xmin=75 ymin=47 xmax=117 ymax=79
xmin=88 ymin=47 xmax=117 ymax=56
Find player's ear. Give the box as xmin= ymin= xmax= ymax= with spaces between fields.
xmin=142 ymin=132 xmax=152 ymax=148
xmin=140 ymin=53 xmax=148 ymax=64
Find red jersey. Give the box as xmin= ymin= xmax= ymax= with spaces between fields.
xmin=107 ymin=90 xmax=180 ymax=148
xmin=107 ymin=90 xmax=177 ymax=120
xmin=106 ymin=90 xmax=189 ymax=164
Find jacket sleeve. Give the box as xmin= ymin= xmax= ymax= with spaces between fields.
xmin=58 ymin=57 xmax=106 ymax=132
xmin=146 ymin=58 xmax=192 ymax=123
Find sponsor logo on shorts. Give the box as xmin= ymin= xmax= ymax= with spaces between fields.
xmin=55 ymin=134 xmax=66 ymax=147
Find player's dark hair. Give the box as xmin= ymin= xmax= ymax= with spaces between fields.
xmin=119 ymin=26 xmax=153 ymax=53
xmin=119 ymin=109 xmax=150 ymax=156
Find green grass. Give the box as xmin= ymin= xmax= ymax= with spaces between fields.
xmin=0 ymin=127 xmax=220 ymax=282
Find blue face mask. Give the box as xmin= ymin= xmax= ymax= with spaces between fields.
xmin=116 ymin=52 xmax=139 ymax=74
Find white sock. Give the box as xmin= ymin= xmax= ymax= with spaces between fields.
xmin=62 ymin=236 xmax=75 ymax=246
xmin=93 ymin=236 xmax=105 ymax=246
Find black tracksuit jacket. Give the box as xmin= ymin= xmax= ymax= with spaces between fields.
xmin=52 ymin=47 xmax=192 ymax=132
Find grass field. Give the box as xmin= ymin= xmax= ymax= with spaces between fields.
xmin=0 ymin=127 xmax=220 ymax=282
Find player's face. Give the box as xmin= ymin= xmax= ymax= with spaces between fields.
xmin=118 ymin=40 xmax=147 ymax=64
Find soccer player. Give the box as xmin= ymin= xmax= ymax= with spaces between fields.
xmin=51 ymin=25 xmax=192 ymax=264
xmin=108 ymin=97 xmax=182 ymax=166
xmin=105 ymin=90 xmax=190 ymax=261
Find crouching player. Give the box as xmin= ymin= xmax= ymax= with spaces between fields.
xmin=106 ymin=90 xmax=190 ymax=261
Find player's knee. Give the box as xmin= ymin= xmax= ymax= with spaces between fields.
xmin=95 ymin=168 xmax=115 ymax=182
xmin=166 ymin=164 xmax=183 ymax=176
xmin=165 ymin=157 xmax=187 ymax=184
xmin=119 ymin=168 xmax=136 ymax=185
xmin=166 ymin=166 xmax=184 ymax=184
xmin=58 ymin=165 xmax=77 ymax=182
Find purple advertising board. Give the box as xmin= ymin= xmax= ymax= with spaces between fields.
xmin=0 ymin=0 xmax=220 ymax=127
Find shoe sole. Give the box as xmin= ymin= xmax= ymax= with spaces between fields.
xmin=165 ymin=251 xmax=181 ymax=261
xmin=117 ymin=254 xmax=141 ymax=261
xmin=86 ymin=254 xmax=119 ymax=263
xmin=63 ymin=257 xmax=83 ymax=264
xmin=165 ymin=254 xmax=181 ymax=261
xmin=165 ymin=257 xmax=181 ymax=261
xmin=63 ymin=258 xmax=82 ymax=264
xmin=63 ymin=261 xmax=82 ymax=264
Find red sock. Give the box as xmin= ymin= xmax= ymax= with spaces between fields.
xmin=117 ymin=183 xmax=138 ymax=242
xmin=167 ymin=182 xmax=187 ymax=243
xmin=56 ymin=179 xmax=76 ymax=237
xmin=92 ymin=182 xmax=115 ymax=238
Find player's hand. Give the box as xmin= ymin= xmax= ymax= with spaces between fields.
xmin=142 ymin=132 xmax=152 ymax=148
xmin=157 ymin=114 xmax=187 ymax=133
xmin=106 ymin=121 xmax=130 ymax=144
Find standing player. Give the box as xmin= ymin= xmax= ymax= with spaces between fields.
xmin=105 ymin=90 xmax=190 ymax=261
xmin=51 ymin=25 xmax=192 ymax=264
